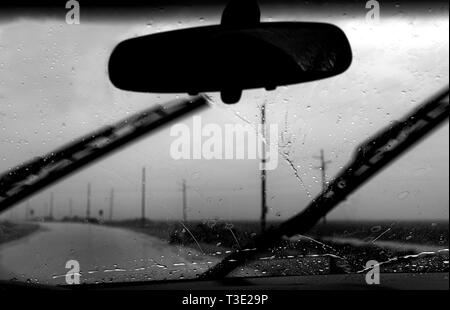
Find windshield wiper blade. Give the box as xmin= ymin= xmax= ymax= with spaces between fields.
xmin=0 ymin=96 xmax=209 ymax=214
xmin=200 ymin=87 xmax=449 ymax=280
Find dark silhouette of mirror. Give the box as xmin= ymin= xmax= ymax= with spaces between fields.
xmin=108 ymin=0 xmax=352 ymax=103
xmin=221 ymin=0 xmax=261 ymax=28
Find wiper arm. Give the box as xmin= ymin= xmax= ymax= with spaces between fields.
xmin=0 ymin=96 xmax=209 ymax=214
xmin=200 ymin=87 xmax=449 ymax=280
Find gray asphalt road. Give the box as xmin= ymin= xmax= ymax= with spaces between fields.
xmin=0 ymin=222 xmax=217 ymax=285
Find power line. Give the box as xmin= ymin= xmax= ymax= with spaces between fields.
xmin=86 ymin=183 xmax=91 ymax=219
xmin=109 ymin=188 xmax=114 ymax=222
xmin=260 ymin=102 xmax=268 ymax=233
xmin=314 ymin=149 xmax=332 ymax=191
xmin=177 ymin=179 xmax=189 ymax=222
xmin=49 ymin=192 xmax=54 ymax=221
xmin=25 ymin=200 xmax=30 ymax=221
xmin=182 ymin=179 xmax=188 ymax=222
xmin=68 ymin=198 xmax=73 ymax=218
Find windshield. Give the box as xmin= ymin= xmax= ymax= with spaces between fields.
xmin=0 ymin=1 xmax=448 ymax=286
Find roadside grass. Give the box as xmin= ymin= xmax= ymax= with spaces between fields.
xmin=0 ymin=221 xmax=40 ymax=245
xmin=105 ymin=219 xmax=449 ymax=249
xmin=105 ymin=219 xmax=449 ymax=275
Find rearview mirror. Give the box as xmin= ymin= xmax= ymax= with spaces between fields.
xmin=109 ymin=6 xmax=352 ymax=104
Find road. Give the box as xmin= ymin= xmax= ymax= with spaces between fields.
xmin=0 ymin=222 xmax=217 ymax=286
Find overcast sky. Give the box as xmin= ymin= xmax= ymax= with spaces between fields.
xmin=0 ymin=4 xmax=448 ymax=222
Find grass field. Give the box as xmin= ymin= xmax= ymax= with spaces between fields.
xmin=0 ymin=221 xmax=40 ymax=245
xmin=106 ymin=219 xmax=448 ymax=248
xmin=105 ymin=219 xmax=449 ymax=275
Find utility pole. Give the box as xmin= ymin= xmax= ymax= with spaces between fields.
xmin=49 ymin=192 xmax=54 ymax=221
xmin=25 ymin=201 xmax=30 ymax=221
xmin=109 ymin=188 xmax=114 ymax=222
xmin=86 ymin=183 xmax=91 ymax=219
xmin=43 ymin=202 xmax=47 ymax=220
xmin=182 ymin=179 xmax=187 ymax=222
xmin=314 ymin=149 xmax=332 ymax=223
xmin=281 ymin=109 xmax=289 ymax=146
xmin=68 ymin=198 xmax=73 ymax=218
xmin=141 ymin=167 xmax=146 ymax=226
xmin=260 ymin=102 xmax=268 ymax=233
xmin=43 ymin=202 xmax=48 ymax=221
